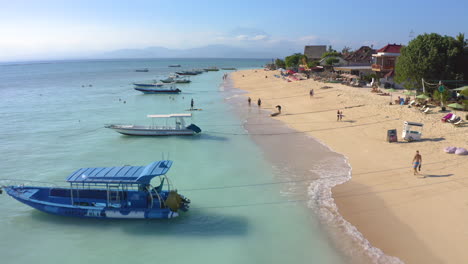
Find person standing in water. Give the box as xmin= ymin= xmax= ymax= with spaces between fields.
xmin=257 ymin=98 xmax=262 ymax=107
xmin=248 ymin=97 xmax=251 ymax=106
xmin=190 ymin=98 xmax=194 ymax=110
xmin=412 ymin=150 xmax=422 ymax=175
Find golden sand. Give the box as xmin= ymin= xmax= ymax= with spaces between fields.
xmin=232 ymin=69 xmax=468 ymax=264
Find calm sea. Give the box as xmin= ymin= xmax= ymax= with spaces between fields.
xmin=0 ymin=58 xmax=347 ymax=264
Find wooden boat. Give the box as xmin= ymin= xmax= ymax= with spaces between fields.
xmin=203 ymin=67 xmax=219 ymax=72
xmin=105 ymin=113 xmax=202 ymax=136
xmin=135 ymin=68 xmax=149 ymax=72
xmin=134 ymin=87 xmax=181 ymax=94
xmin=1 ymin=160 xmax=190 ymax=219
xmin=221 ymin=68 xmax=237 ymax=70
xmin=168 ymin=64 xmax=181 ymax=67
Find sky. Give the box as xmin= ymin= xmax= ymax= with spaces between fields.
xmin=0 ymin=0 xmax=467 ymax=61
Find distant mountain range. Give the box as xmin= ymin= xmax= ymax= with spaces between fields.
xmin=97 ymin=45 xmax=293 ymax=59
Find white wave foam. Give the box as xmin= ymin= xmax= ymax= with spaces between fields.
xmin=307 ymin=143 xmax=404 ymax=264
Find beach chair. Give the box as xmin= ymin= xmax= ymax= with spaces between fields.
xmin=441 ymin=113 xmax=453 ymax=122
xmin=422 ymin=107 xmax=431 ymax=114
xmin=408 ymin=100 xmax=415 ymax=106
xmin=452 ymin=119 xmax=465 ymax=126
xmin=447 ymin=115 xmax=458 ymax=123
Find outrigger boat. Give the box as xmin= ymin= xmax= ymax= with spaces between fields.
xmin=134 ymin=86 xmax=181 ymax=94
xmin=221 ymin=67 xmax=237 ymax=70
xmin=0 ymin=160 xmax=190 ymax=219
xmin=135 ymin=68 xmax=149 ymax=72
xmin=105 ymin=113 xmax=202 ymax=136
xmin=168 ymin=64 xmax=181 ymax=67
xmin=175 ymin=71 xmax=199 ymax=76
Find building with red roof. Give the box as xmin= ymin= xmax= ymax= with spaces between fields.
xmin=371 ymin=44 xmax=403 ymax=77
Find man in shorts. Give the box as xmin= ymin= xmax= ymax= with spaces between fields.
xmin=412 ymin=150 xmax=422 ymax=175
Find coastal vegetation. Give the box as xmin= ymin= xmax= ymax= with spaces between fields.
xmin=285 ymin=53 xmax=305 ymax=67
xmin=395 ymin=33 xmax=467 ymax=89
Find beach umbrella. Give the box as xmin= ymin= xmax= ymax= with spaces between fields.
xmin=447 ymin=103 xmax=464 ymax=109
xmin=404 ymin=90 xmax=416 ymax=96
xmin=416 ymin=94 xmax=430 ymax=99
xmin=386 ymin=88 xmax=397 ymax=92
xmin=453 ymin=86 xmax=468 ymax=91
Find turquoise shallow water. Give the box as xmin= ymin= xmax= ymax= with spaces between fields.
xmin=0 ymin=59 xmax=345 ymax=264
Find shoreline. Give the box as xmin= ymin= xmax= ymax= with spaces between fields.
xmin=222 ymin=75 xmax=398 ymax=263
xmin=230 ymin=69 xmax=468 ymax=263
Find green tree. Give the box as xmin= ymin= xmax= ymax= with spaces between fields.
xmin=285 ymin=53 xmax=305 ymax=68
xmin=275 ymin=58 xmax=286 ymax=69
xmin=395 ymin=33 xmax=465 ymax=89
xmin=321 ymin=51 xmax=341 ymax=58
xmin=433 ymin=89 xmax=450 ymax=107
xmin=325 ymin=57 xmax=340 ymax=66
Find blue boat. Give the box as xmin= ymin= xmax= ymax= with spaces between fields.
xmin=134 ymin=87 xmax=181 ymax=94
xmin=1 ymin=161 xmax=190 ymax=219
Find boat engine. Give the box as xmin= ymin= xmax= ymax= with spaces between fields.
xmin=165 ymin=191 xmax=190 ymax=212
xmin=186 ymin=124 xmax=202 ymax=133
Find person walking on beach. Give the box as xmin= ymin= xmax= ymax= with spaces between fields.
xmin=257 ymin=98 xmax=262 ymax=107
xmin=190 ymin=98 xmax=194 ymax=110
xmin=339 ymin=110 xmax=343 ymax=121
xmin=337 ymin=110 xmax=341 ymax=121
xmin=309 ymin=89 xmax=314 ymax=98
xmin=248 ymin=97 xmax=251 ymax=106
xmin=276 ymin=105 xmax=282 ymax=113
xmin=412 ymin=151 xmax=422 ymax=175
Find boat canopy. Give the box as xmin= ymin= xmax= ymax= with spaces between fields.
xmin=147 ymin=113 xmax=191 ymax=118
xmin=66 ymin=160 xmax=173 ymax=184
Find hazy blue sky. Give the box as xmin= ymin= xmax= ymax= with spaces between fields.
xmin=1 ymin=0 xmax=467 ymax=61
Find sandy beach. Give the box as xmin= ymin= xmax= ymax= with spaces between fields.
xmin=231 ymin=69 xmax=468 ymax=264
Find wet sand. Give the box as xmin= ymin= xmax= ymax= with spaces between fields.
xmin=230 ymin=69 xmax=468 ymax=264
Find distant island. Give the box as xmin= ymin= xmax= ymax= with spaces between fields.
xmin=97 ymin=44 xmax=295 ymax=59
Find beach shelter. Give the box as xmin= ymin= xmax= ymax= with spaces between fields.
xmin=416 ymin=94 xmax=430 ymax=99
xmin=404 ymin=90 xmax=416 ymax=96
xmin=447 ymin=103 xmax=464 ymax=109
xmin=453 ymin=86 xmax=468 ymax=91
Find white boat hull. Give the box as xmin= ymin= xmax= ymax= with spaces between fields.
xmin=108 ymin=125 xmax=196 ymax=136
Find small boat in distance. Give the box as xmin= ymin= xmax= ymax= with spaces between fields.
xmin=135 ymin=68 xmax=149 ymax=72
xmin=1 ymin=160 xmax=190 ymax=219
xmin=175 ymin=71 xmax=199 ymax=75
xmin=168 ymin=64 xmax=181 ymax=67
xmin=221 ymin=67 xmax=237 ymax=70
xmin=105 ymin=113 xmax=202 ymax=136
xmin=203 ymin=67 xmax=219 ymax=71
xmin=134 ymin=86 xmax=181 ymax=94
xmin=160 ymin=76 xmax=191 ymax=83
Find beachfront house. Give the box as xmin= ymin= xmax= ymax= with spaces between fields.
xmin=332 ymin=46 xmax=376 ymax=78
xmin=304 ymin=45 xmax=327 ymax=61
xmin=344 ymin=46 xmax=376 ymax=66
xmin=372 ymin=44 xmax=403 ymax=87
